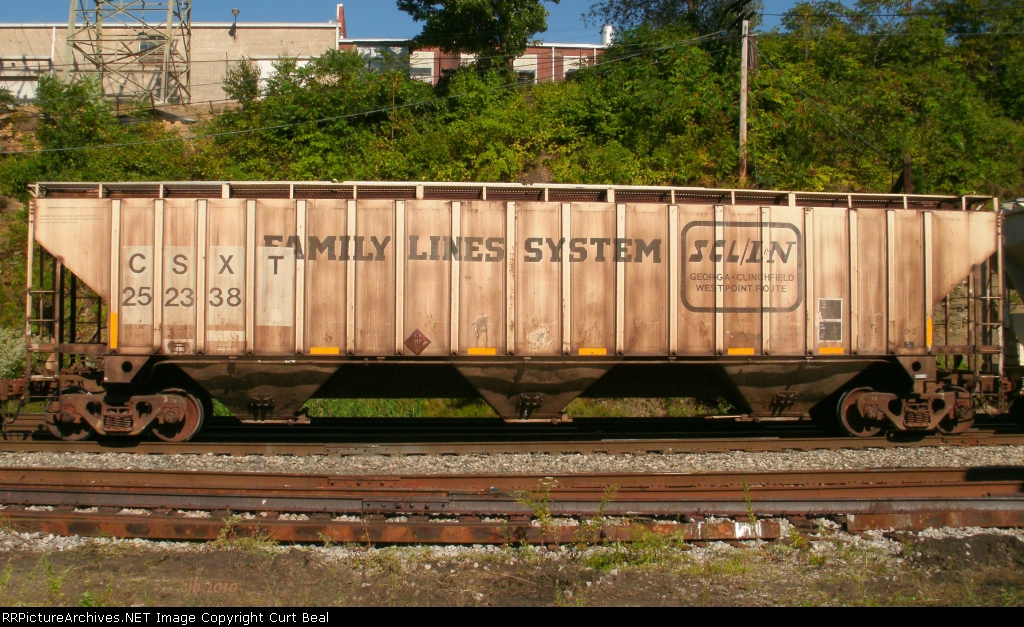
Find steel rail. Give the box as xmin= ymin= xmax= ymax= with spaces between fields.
xmin=1 ymin=431 xmax=1022 ymax=457
xmin=0 ymin=467 xmax=1022 ymax=543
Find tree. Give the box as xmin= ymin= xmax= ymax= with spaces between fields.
xmin=35 ymin=74 xmax=117 ymax=150
xmin=926 ymin=0 xmax=1024 ymax=120
xmin=397 ymin=0 xmax=559 ymax=72
xmin=223 ymin=57 xmax=262 ymax=107
xmin=584 ymin=0 xmax=761 ymax=34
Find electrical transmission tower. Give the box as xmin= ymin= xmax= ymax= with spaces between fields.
xmin=64 ymin=0 xmax=192 ymax=104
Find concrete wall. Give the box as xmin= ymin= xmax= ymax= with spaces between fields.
xmin=0 ymin=23 xmax=336 ymax=103
xmin=0 ymin=26 xmax=63 ymax=99
xmin=190 ymin=24 xmax=337 ymax=102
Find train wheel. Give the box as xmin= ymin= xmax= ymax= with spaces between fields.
xmin=937 ymin=386 xmax=975 ymax=434
xmin=44 ymin=389 xmax=92 ymax=441
xmin=837 ymin=387 xmax=883 ymax=438
xmin=152 ymin=389 xmax=204 ymax=442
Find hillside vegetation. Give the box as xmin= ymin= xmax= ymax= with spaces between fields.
xmin=1 ymin=0 xmax=1022 ymax=336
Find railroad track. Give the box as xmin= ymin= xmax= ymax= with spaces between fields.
xmin=1 ymin=466 xmax=1022 ymax=544
xmin=2 ymin=414 xmax=1023 ymax=456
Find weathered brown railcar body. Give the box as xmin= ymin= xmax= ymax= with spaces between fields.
xmin=22 ymin=182 xmax=1006 ymax=439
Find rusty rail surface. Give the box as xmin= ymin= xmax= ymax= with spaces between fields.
xmin=0 ymin=467 xmax=1022 ymax=543
xmin=2 ymin=417 xmax=1022 ymax=457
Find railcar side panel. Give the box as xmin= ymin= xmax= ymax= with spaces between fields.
xmin=932 ymin=211 xmax=998 ymax=307
xmin=404 ymin=200 xmax=451 ymax=356
xmin=891 ymin=211 xmax=926 ymax=353
xmin=353 ymin=199 xmax=396 ymax=355
xmin=677 ymin=204 xmax=715 ymax=355
xmin=855 ymin=209 xmax=888 ymax=354
xmin=33 ymin=198 xmax=110 ymax=299
xmin=29 ymin=188 xmax=999 ymax=366
xmin=458 ymin=201 xmax=507 ymax=355
xmin=161 ymin=199 xmax=197 ymax=355
xmin=516 ymin=202 xmax=561 ymax=356
xmin=569 ymin=202 xmax=615 ymax=355
xmin=304 ymin=199 xmax=348 ymax=355
xmin=118 ymin=199 xmax=155 ymax=354
xmin=624 ymin=203 xmax=669 ymax=355
xmin=255 ymin=199 xmax=296 ymax=355
xmin=205 ymin=199 xmax=247 ymax=355
xmin=722 ymin=205 xmax=762 ymax=355
xmin=812 ymin=206 xmax=850 ymax=355
xmin=762 ymin=205 xmax=804 ymax=355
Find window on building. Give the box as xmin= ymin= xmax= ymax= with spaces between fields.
xmin=513 ymin=55 xmax=537 ymax=84
xmin=138 ymin=34 xmax=164 ymax=65
xmin=410 ymin=51 xmax=434 ymax=83
xmin=139 ymin=35 xmax=161 ymax=54
xmin=0 ymin=57 xmax=52 ymax=100
xmin=562 ymin=55 xmax=585 ymax=80
xmin=255 ymin=57 xmax=312 ymax=91
xmin=356 ymin=46 xmax=410 ymax=72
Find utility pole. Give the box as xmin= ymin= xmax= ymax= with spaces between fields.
xmin=739 ymin=20 xmax=749 ymax=185
xmin=903 ymin=154 xmax=913 ymax=194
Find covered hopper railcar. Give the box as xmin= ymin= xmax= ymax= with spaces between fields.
xmin=8 ymin=182 xmax=1013 ymax=441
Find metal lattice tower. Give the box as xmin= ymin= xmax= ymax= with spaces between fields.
xmin=64 ymin=0 xmax=191 ymax=104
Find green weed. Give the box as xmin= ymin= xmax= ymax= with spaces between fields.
xmin=999 ymin=586 xmax=1024 ymax=606
xmin=78 ymin=583 xmax=115 ymax=607
xmin=0 ymin=560 xmax=13 ymax=591
xmin=43 ymin=558 xmax=71 ymax=604
xmin=214 ymin=515 xmax=279 ymax=552
xmin=743 ymin=480 xmax=756 ymax=527
xmin=586 ymin=525 xmax=689 ymax=571
xmin=513 ymin=478 xmax=557 ymax=543
xmin=553 ymin=582 xmax=586 ymax=607
xmin=574 ymin=485 xmax=618 ymax=549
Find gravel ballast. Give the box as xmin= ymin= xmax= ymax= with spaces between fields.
xmin=0 ymin=444 xmax=1020 ymax=474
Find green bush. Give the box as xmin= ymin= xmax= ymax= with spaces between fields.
xmin=0 ymin=327 xmax=25 ymax=380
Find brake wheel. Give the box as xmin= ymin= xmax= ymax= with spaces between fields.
xmin=151 ymin=389 xmax=205 ymax=442
xmin=837 ymin=387 xmax=884 ymax=437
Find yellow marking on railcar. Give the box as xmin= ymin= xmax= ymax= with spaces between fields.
xmin=926 ymin=318 xmax=933 ymax=347
xmin=727 ymin=347 xmax=755 ymax=355
xmin=818 ymin=347 xmax=845 ymax=355
xmin=467 ymin=347 xmax=497 ymax=355
xmin=309 ymin=346 xmax=340 ymax=355
xmin=578 ymin=348 xmax=607 ymax=356
xmin=109 ymin=313 xmax=118 ymax=349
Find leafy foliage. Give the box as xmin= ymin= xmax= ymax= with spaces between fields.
xmin=0 ymin=88 xmax=14 ymax=111
xmin=398 ymin=0 xmax=560 ymax=71
xmin=585 ymin=0 xmax=763 ymax=33
xmin=0 ymin=327 xmax=24 ymax=380
xmin=222 ymin=57 xmax=262 ymax=107
xmin=0 ymin=198 xmax=28 ymax=329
